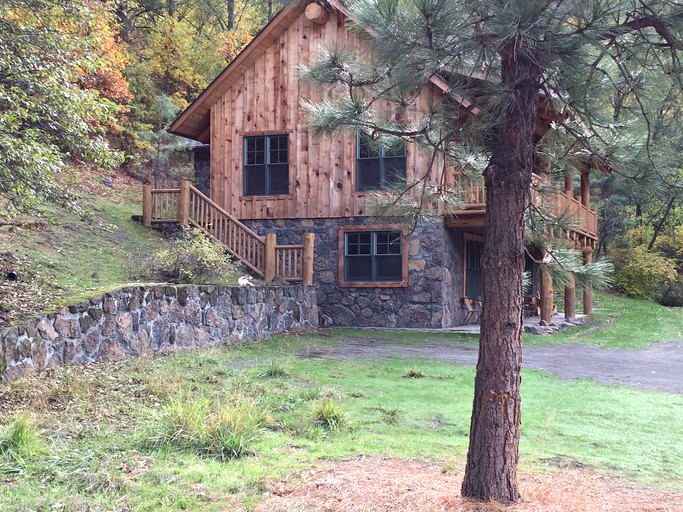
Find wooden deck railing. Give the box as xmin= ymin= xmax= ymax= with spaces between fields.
xmin=142 ymin=181 xmax=314 ymax=284
xmin=460 ymin=179 xmax=597 ymax=239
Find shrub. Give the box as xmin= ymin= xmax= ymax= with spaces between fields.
xmin=655 ymin=280 xmax=683 ymax=307
xmin=158 ymin=393 xmax=268 ymax=459
xmin=313 ymin=400 xmax=348 ymax=431
xmin=0 ymin=413 xmax=45 ymax=466
xmin=258 ymin=361 xmax=289 ymax=379
xmin=132 ymin=227 xmax=237 ymax=284
xmin=611 ymin=245 xmax=677 ymax=300
xmin=403 ymin=367 xmax=426 ymax=378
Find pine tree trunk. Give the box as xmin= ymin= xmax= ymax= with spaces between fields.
xmin=461 ymin=43 xmax=540 ymax=502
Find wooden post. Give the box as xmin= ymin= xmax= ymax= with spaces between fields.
xmin=302 ymin=233 xmax=315 ymax=286
xmin=540 ymin=263 xmax=554 ymax=325
xmin=142 ymin=185 xmax=152 ymax=227
xmin=264 ymin=233 xmax=277 ymax=283
xmin=583 ymin=249 xmax=593 ymax=315
xmin=580 ymin=171 xmax=590 ymax=207
xmin=564 ymin=273 xmax=576 ymax=320
xmin=565 ymin=167 xmax=573 ymax=195
xmin=178 ymin=180 xmax=191 ymax=225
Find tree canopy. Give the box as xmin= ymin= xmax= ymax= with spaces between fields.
xmin=0 ymin=0 xmax=126 ymax=216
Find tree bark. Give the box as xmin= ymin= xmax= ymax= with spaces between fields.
xmin=227 ymin=0 xmax=235 ymax=30
xmin=461 ymin=43 xmax=540 ymax=502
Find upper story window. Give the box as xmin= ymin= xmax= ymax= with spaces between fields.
xmin=243 ymin=134 xmax=289 ymax=196
xmin=356 ymin=133 xmax=406 ymax=191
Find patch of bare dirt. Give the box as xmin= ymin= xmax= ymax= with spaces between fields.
xmin=257 ymin=457 xmax=683 ymax=512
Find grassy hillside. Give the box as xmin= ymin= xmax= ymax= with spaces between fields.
xmin=0 ymin=167 xmax=165 ymax=326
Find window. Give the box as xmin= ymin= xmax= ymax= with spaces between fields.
xmin=340 ymin=228 xmax=406 ymax=285
xmin=243 ymin=134 xmax=289 ymax=196
xmin=356 ymin=133 xmax=406 ymax=191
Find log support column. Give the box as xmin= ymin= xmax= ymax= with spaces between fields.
xmin=540 ymin=262 xmax=554 ymax=325
xmin=583 ymin=248 xmax=593 ymax=315
xmin=302 ymin=233 xmax=315 ymax=286
xmin=564 ymin=274 xmax=576 ymax=320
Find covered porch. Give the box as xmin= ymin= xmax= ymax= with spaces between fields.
xmin=446 ymin=168 xmax=597 ymax=324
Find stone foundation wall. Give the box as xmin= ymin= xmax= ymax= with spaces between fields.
xmin=242 ymin=218 xmax=466 ymax=328
xmin=0 ymin=284 xmax=318 ymax=382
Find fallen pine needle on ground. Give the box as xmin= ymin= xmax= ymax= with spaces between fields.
xmin=257 ymin=457 xmax=683 ymax=512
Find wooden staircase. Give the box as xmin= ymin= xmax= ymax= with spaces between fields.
xmin=141 ymin=181 xmax=314 ymax=284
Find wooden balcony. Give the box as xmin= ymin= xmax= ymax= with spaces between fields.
xmin=446 ymin=181 xmax=597 ymax=248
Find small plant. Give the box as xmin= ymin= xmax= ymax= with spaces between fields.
xmin=258 ymin=361 xmax=289 ymax=379
xmin=134 ymin=227 xmax=237 ymax=284
xmin=158 ymin=393 xmax=268 ymax=459
xmin=313 ymin=400 xmax=348 ymax=431
xmin=403 ymin=367 xmax=426 ymax=378
xmin=0 ymin=414 xmax=45 ymax=466
xmin=382 ymin=406 xmax=402 ymax=425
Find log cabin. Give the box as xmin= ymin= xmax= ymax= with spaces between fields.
xmin=144 ymin=0 xmax=599 ymax=328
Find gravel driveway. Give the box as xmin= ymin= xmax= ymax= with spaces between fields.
xmin=302 ymin=334 xmax=683 ymax=394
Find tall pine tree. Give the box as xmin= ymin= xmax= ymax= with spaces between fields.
xmin=304 ymin=0 xmax=683 ymax=501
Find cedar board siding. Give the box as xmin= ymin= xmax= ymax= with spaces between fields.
xmin=209 ymin=8 xmax=447 ymax=221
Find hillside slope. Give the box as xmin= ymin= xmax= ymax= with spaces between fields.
xmin=0 ymin=168 xmax=165 ymax=327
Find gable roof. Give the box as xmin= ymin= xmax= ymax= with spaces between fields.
xmin=170 ymin=0 xmax=451 ymax=143
xmin=170 ymin=0 xmax=327 ymax=142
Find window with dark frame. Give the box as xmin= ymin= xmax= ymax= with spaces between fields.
xmin=344 ymin=230 xmax=403 ymax=283
xmin=243 ymin=134 xmax=289 ymax=196
xmin=356 ymin=133 xmax=407 ymax=191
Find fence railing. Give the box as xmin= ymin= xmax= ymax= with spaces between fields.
xmin=142 ymin=181 xmax=314 ymax=284
xmin=460 ymin=179 xmax=597 ymax=239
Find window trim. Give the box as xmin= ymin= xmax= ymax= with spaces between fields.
xmin=242 ymin=133 xmax=290 ymax=196
xmin=338 ymin=225 xmax=408 ymax=288
xmin=355 ymin=133 xmax=407 ymax=192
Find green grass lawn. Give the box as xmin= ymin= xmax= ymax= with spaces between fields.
xmin=1 ymin=334 xmax=681 ymax=511
xmin=525 ymin=291 xmax=683 ymax=348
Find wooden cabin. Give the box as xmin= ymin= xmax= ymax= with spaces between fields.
xmin=154 ymin=0 xmax=598 ymax=328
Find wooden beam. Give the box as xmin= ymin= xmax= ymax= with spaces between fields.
xmin=564 ymin=273 xmax=576 ymax=320
xmin=178 ymin=180 xmax=191 ymax=225
xmin=580 ymin=170 xmax=590 ymax=207
xmin=540 ymin=263 xmax=554 ymax=325
xmin=305 ymin=2 xmax=328 ymax=24
xmin=142 ymin=185 xmax=152 ymax=227
xmin=583 ymin=249 xmax=593 ymax=315
xmin=302 ymin=232 xmax=315 ymax=286
xmin=264 ymin=233 xmax=277 ymax=282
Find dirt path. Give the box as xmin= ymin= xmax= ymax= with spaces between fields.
xmin=303 ymin=334 xmax=683 ymax=394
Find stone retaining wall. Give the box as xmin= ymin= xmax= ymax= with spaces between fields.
xmin=0 ymin=284 xmax=318 ymax=381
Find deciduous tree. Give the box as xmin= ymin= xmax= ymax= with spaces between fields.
xmin=0 ymin=0 xmax=125 ymax=217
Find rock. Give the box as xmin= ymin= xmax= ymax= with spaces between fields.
xmin=2 ymin=252 xmax=20 ymax=264
xmin=408 ymin=259 xmax=426 ymax=271
xmin=398 ymin=304 xmax=430 ymax=327
xmin=98 ymin=338 xmax=126 ymax=362
xmin=37 ymin=319 xmax=56 ymax=340
xmin=116 ymin=313 xmax=133 ymax=342
xmin=54 ymin=318 xmax=80 ymax=339
xmin=103 ymin=298 xmax=117 ymax=315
